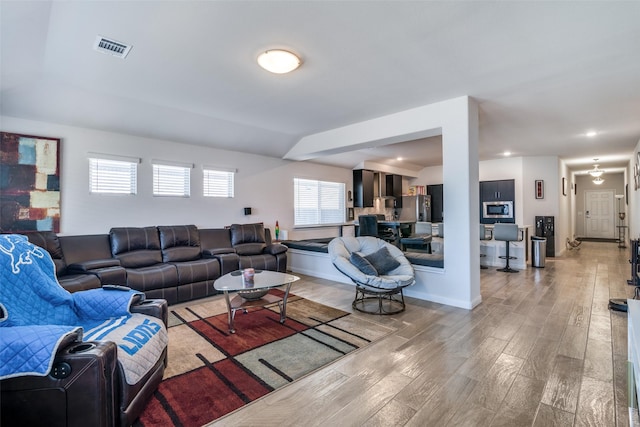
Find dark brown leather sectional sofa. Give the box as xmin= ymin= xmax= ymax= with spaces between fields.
xmin=21 ymin=223 xmax=287 ymax=305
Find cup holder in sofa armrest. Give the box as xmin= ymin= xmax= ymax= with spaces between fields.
xmin=69 ymin=343 xmax=96 ymax=354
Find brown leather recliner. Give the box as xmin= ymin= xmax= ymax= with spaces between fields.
xmin=0 ymin=234 xmax=169 ymax=427
xmin=0 ymin=296 xmax=168 ymax=427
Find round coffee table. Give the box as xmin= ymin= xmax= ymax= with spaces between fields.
xmin=214 ymin=270 xmax=300 ymax=333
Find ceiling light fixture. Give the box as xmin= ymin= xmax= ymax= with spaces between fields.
xmin=593 ymin=176 xmax=604 ymax=185
xmin=586 ymin=130 xmax=598 ymax=137
xmin=257 ymin=49 xmax=301 ymax=74
xmin=589 ymin=159 xmax=604 ymax=178
xmin=503 ymin=151 xmax=511 ymax=157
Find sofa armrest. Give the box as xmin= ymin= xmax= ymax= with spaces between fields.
xmin=0 ymin=339 xmax=119 ymax=427
xmin=67 ymin=258 xmax=121 ymax=272
xmin=130 ymin=298 xmax=168 ymax=327
xmin=202 ymin=247 xmax=236 ymax=257
xmin=264 ymin=243 xmax=288 ymax=255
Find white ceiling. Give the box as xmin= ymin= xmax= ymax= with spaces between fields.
xmin=1 ymin=1 xmax=639 ymax=175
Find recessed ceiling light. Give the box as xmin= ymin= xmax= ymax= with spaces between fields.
xmin=257 ymin=49 xmax=301 ymax=74
xmin=503 ymin=151 xmax=511 ymax=157
xmin=586 ymin=130 xmax=598 ymax=137
xmin=396 ymin=157 xmax=403 ymax=161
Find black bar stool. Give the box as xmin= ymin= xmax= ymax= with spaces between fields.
xmin=494 ymin=223 xmax=519 ymax=273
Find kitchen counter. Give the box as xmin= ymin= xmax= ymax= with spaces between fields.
xmin=353 ymin=220 xmax=416 ymax=247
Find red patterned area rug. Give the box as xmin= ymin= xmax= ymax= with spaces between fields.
xmin=134 ymin=291 xmax=395 ymax=427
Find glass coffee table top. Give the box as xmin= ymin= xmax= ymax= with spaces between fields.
xmin=214 ymin=270 xmax=300 ymax=333
xmin=214 ymin=270 xmax=300 ymax=292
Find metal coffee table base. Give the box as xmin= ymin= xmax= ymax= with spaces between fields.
xmin=222 ymin=282 xmax=292 ymax=334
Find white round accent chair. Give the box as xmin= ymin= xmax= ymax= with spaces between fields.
xmin=328 ymin=236 xmax=415 ymax=314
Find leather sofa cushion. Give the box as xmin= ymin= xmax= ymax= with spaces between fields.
xmin=234 ymin=242 xmax=266 ymax=256
xmin=25 ymin=231 xmax=66 ymax=275
xmin=158 ymin=225 xmax=201 ymax=262
xmin=110 ymin=227 xmax=161 ymax=254
xmin=117 ymin=250 xmax=163 ymax=268
xmin=199 ymin=228 xmax=233 ymax=251
xmin=125 ymin=264 xmax=179 ymax=291
xmin=162 ymin=246 xmax=201 ymax=263
xmin=110 ymin=227 xmax=162 ymax=268
xmin=58 ymin=273 xmax=102 ymax=293
xmin=238 ymin=254 xmax=277 ymax=271
xmin=265 ymin=243 xmax=287 ymax=255
xmin=172 ymin=259 xmax=220 ymax=284
xmin=202 ymin=247 xmax=235 ymax=256
xmin=59 ymin=234 xmax=114 ymax=265
xmin=230 ymin=223 xmax=266 ymax=246
xmin=67 ymin=259 xmax=121 ymax=271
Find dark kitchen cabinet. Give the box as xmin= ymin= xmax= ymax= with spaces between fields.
xmin=427 ymin=184 xmax=443 ymax=222
xmin=386 ymin=174 xmax=403 ymax=207
xmin=353 ymin=169 xmax=374 ymax=208
xmin=480 ymin=179 xmax=514 ymax=202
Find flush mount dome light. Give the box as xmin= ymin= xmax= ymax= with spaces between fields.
xmin=257 ymin=49 xmax=301 ymax=74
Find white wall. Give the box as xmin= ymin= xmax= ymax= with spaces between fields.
xmin=631 ymin=139 xmax=640 ymax=240
xmin=283 ymin=97 xmax=481 ymax=309
xmin=1 ymin=116 xmax=352 ymax=238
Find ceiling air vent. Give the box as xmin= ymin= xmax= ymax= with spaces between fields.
xmin=93 ymin=36 xmax=132 ymax=59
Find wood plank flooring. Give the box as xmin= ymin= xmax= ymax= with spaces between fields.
xmin=207 ymin=241 xmax=637 ymax=426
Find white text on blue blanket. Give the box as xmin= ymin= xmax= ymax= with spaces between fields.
xmin=119 ymin=318 xmax=163 ymax=355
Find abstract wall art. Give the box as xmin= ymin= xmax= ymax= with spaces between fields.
xmin=1 ymin=132 xmax=61 ymax=232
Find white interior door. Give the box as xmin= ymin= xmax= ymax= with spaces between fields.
xmin=584 ymin=190 xmax=615 ymax=238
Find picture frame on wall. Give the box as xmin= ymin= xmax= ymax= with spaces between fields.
xmin=0 ymin=132 xmax=61 ymax=232
xmin=535 ymin=180 xmax=544 ymax=199
xmin=562 ymin=177 xmax=567 ymax=196
xmin=636 ymin=152 xmax=640 ymax=190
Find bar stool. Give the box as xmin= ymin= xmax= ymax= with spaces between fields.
xmin=358 ymin=215 xmax=378 ymax=237
xmin=494 ymin=223 xmax=519 ymax=273
xmin=400 ymin=222 xmax=432 ymax=253
xmin=479 ymin=224 xmax=493 ymax=269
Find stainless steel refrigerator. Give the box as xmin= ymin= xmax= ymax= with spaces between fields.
xmin=399 ymin=195 xmax=431 ymax=222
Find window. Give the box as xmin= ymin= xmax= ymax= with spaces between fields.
xmin=152 ymin=163 xmax=191 ymax=197
xmin=294 ymin=178 xmax=345 ymax=226
xmin=89 ymin=157 xmax=138 ymax=194
xmin=203 ymin=168 xmax=234 ymax=198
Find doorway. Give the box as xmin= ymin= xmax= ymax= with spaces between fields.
xmin=584 ymin=190 xmax=615 ymax=238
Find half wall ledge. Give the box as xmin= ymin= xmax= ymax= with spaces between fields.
xmin=285 ymin=247 xmax=479 ymax=310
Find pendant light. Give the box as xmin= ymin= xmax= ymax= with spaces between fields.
xmin=589 ymin=159 xmax=604 ymax=178
xmin=589 ymin=158 xmax=605 ymax=184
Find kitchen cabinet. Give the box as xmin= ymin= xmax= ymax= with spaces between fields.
xmin=386 ymin=174 xmax=403 ymax=207
xmin=353 ymin=169 xmax=374 ymax=208
xmin=427 ymin=184 xmax=443 ymax=222
xmin=480 ymin=179 xmax=514 ymax=202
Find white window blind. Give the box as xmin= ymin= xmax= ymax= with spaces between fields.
xmin=153 ymin=163 xmax=191 ymax=197
xmin=203 ymin=169 xmax=234 ymax=198
xmin=294 ymin=178 xmax=345 ymax=226
xmin=89 ymin=157 xmax=137 ymax=194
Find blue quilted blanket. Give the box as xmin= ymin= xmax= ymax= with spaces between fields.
xmin=0 ymin=234 xmax=164 ymax=382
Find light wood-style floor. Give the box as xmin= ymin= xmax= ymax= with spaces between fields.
xmin=209 ymin=241 xmax=636 ymax=427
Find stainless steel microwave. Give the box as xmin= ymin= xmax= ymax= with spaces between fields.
xmin=482 ymin=201 xmax=513 ymax=219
